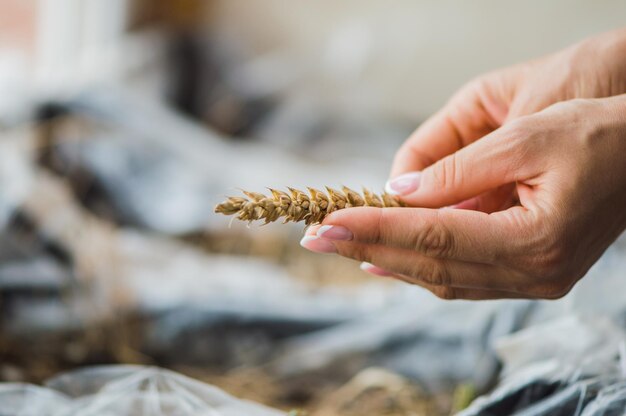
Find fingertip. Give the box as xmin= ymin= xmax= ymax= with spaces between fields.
xmin=384 ymin=180 xmax=397 ymax=195
xmin=384 ymin=172 xmax=421 ymax=196
xmin=305 ymin=224 xmax=321 ymax=236
xmin=317 ymin=225 xmax=353 ymax=241
xmin=299 ymin=235 xmax=337 ymax=254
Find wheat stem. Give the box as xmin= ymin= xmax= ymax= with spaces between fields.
xmin=215 ymin=186 xmax=404 ymax=226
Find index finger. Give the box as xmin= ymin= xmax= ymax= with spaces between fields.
xmin=391 ymin=76 xmax=510 ymax=177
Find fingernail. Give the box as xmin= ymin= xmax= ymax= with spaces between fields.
xmin=317 ymin=225 xmax=353 ymax=241
xmin=305 ymin=225 xmax=321 ymax=237
xmin=360 ymin=262 xmax=394 ymax=277
xmin=300 ymin=235 xmax=337 ymax=254
xmin=385 ymin=172 xmax=421 ymax=195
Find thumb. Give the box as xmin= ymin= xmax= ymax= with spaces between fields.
xmin=386 ymin=124 xmax=532 ymax=208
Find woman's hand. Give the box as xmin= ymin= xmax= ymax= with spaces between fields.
xmin=299 ymin=29 xmax=626 ymax=300
xmin=301 ymin=95 xmax=626 ymax=300
xmin=390 ymin=27 xmax=626 ymax=212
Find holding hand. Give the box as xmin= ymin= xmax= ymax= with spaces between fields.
xmin=300 ymin=29 xmax=626 ymax=300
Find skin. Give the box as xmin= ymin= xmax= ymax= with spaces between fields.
xmin=300 ymin=28 xmax=626 ymax=300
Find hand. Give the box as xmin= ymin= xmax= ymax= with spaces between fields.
xmin=301 ymin=95 xmax=626 ymax=299
xmin=389 ymin=27 xmax=626 ymax=212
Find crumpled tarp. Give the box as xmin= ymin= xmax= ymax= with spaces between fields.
xmin=0 ymin=365 xmax=285 ymax=416
xmin=458 ymin=316 xmax=626 ymax=416
xmin=3 ymin=89 xmax=626 ymax=415
xmin=44 ymin=88 xmax=392 ymax=234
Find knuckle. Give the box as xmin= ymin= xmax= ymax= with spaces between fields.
xmin=463 ymin=75 xmax=490 ymax=97
xmin=493 ymin=119 xmax=540 ymax=176
xmin=515 ymin=223 xmax=578 ymax=300
xmin=543 ymin=247 xmax=569 ymax=277
xmin=471 ymin=75 xmax=488 ymax=88
xmin=505 ymin=113 xmax=562 ymax=164
xmin=515 ymin=220 xmax=570 ymax=279
xmin=430 ymin=153 xmax=463 ymax=191
xmin=411 ymin=217 xmax=455 ymax=258
xmin=418 ymin=260 xmax=449 ymax=286
xmin=552 ymin=97 xmax=593 ymax=114
xmin=503 ymin=119 xmax=534 ymax=148
xmin=503 ymin=118 xmax=527 ymax=138
xmin=521 ymin=251 xmax=575 ymax=299
xmin=530 ymin=241 xmax=570 ymax=281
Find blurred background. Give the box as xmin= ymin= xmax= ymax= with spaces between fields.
xmin=1 ymin=1 xmax=626 ymax=415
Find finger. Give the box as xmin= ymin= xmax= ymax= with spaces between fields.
xmin=389 ymin=120 xmax=539 ymax=208
xmin=412 ymin=285 xmax=528 ymax=300
xmin=361 ymin=263 xmax=529 ymax=300
xmin=305 ymin=225 xmax=322 ymax=237
xmin=319 ymin=206 xmax=529 ymax=264
xmin=451 ymin=184 xmax=518 ymax=213
xmin=332 ymin=239 xmax=529 ymax=292
xmin=390 ymin=75 xmax=511 ymax=178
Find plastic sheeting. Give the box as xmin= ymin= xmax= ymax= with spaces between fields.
xmin=581 ymin=382 xmax=626 ymax=416
xmin=48 ymin=88 xmax=393 ymax=234
xmin=0 ymin=365 xmax=285 ymax=416
xmin=0 ymin=128 xmax=33 ymax=229
xmin=276 ymin=298 xmax=534 ymax=392
xmin=2 ymin=94 xmax=626 ymax=414
xmin=0 ymin=383 xmax=70 ymax=416
xmin=458 ymin=317 xmax=626 ymax=416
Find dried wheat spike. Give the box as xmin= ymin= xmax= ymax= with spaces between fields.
xmin=215 ymin=186 xmax=405 ymax=226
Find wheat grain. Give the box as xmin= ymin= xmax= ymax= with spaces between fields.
xmin=215 ymin=186 xmax=404 ymax=226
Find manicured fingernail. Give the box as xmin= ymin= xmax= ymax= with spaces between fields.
xmin=385 ymin=172 xmax=421 ymax=195
xmin=317 ymin=225 xmax=353 ymax=241
xmin=305 ymin=225 xmax=321 ymax=236
xmin=300 ymin=235 xmax=337 ymax=254
xmin=360 ymin=262 xmax=394 ymax=277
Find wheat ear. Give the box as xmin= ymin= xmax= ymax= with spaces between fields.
xmin=215 ymin=186 xmax=404 ymax=226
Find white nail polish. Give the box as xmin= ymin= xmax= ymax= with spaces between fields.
xmin=360 ymin=262 xmax=374 ymax=271
xmin=299 ymin=235 xmax=319 ymax=247
xmin=384 ymin=181 xmax=398 ymax=195
xmin=385 ymin=172 xmax=421 ymax=196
